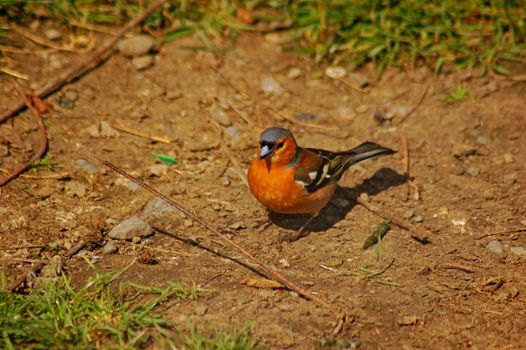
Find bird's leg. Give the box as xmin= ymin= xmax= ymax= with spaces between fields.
xmin=258 ymin=208 xmax=274 ymax=232
xmin=287 ymin=212 xmax=319 ymax=242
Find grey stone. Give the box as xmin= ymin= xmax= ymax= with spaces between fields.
xmin=261 ymin=76 xmax=283 ymax=96
xmin=131 ymin=55 xmax=154 ymax=70
xmin=413 ymin=215 xmax=424 ymax=223
xmin=476 ymin=135 xmax=488 ymax=145
xmin=64 ymin=181 xmax=87 ymax=197
xmin=117 ymin=35 xmax=154 ymax=57
xmin=142 ymin=197 xmax=179 ymax=221
xmin=75 ymin=159 xmax=99 ymax=174
xmin=487 ymin=240 xmax=503 ymax=254
xmin=102 ymin=242 xmax=118 ymax=254
xmin=108 ymin=216 xmax=153 ymax=240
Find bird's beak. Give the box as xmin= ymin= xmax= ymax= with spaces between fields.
xmin=260 ymin=144 xmax=273 ymax=159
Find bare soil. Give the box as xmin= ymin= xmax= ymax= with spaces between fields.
xmin=1 ymin=32 xmax=525 ymax=349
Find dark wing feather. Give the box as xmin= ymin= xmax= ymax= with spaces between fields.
xmin=303 ymin=142 xmax=395 ymax=193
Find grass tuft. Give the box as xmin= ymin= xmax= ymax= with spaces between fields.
xmin=445 ymin=83 xmax=469 ymax=103
xmin=1 ymin=1 xmax=525 ymax=76
xmin=0 ymin=271 xmax=199 ymax=349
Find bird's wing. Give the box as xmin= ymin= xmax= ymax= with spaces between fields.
xmin=296 ymin=142 xmax=396 ymax=193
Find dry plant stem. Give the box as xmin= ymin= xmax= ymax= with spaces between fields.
xmin=400 ymin=84 xmax=428 ymax=122
xmin=9 ymin=240 xmax=86 ymax=291
xmin=211 ymin=66 xmax=336 ymax=130
xmin=335 ymin=77 xmax=368 ymax=93
xmin=476 ymin=227 xmax=526 ymax=240
xmin=12 ymin=24 xmax=71 ymax=52
xmin=0 ymin=0 xmax=166 ymax=124
xmin=0 ymin=83 xmax=48 ymax=187
xmin=112 ymin=122 xmax=171 ymax=144
xmin=102 ymin=160 xmax=336 ymax=311
xmin=356 ymin=197 xmax=428 ymax=242
xmin=401 ymin=135 xmax=419 ymax=200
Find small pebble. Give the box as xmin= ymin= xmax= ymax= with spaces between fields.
xmin=166 ymin=89 xmax=183 ymax=100
xmin=222 ymin=177 xmax=231 ymax=186
xmin=0 ymin=144 xmax=8 ymax=157
xmin=279 ymin=259 xmax=291 ymax=268
xmin=45 ymin=28 xmax=61 ymax=40
xmin=117 ymin=35 xmax=154 ymax=57
xmin=131 ymin=236 xmax=142 ymax=244
xmin=359 ymin=193 xmax=370 ymax=203
xmin=287 ymin=67 xmax=302 ymax=79
xmin=413 ymin=215 xmax=423 ymax=223
xmin=64 ymin=181 xmax=87 ymax=197
xmin=503 ymin=153 xmax=515 ymax=163
xmin=261 ymin=76 xmax=283 ymax=96
xmin=147 ymin=164 xmax=168 ymax=177
xmin=224 ymin=126 xmax=241 ymax=141
xmin=102 ymin=242 xmax=118 ymax=254
xmin=397 ymin=316 xmax=418 ymax=326
xmin=520 ymin=219 xmax=526 ymax=226
xmin=476 ymin=135 xmax=488 ymax=145
xmin=325 ymin=66 xmax=346 ymax=79
xmin=229 ymin=221 xmax=246 ymax=230
xmin=131 ymin=55 xmax=154 ymax=70
xmin=100 ymin=121 xmax=119 ymax=138
xmin=510 ymin=246 xmax=526 ymax=256
xmin=487 ymin=240 xmax=503 ymax=254
xmin=402 ymin=209 xmax=415 ymax=219
xmin=108 ymin=216 xmax=153 ymax=240
xmin=331 ymin=198 xmax=350 ymax=209
xmin=355 ymin=105 xmax=368 ymax=114
xmin=85 ymin=124 xmax=101 ymax=138
xmin=75 ymin=159 xmax=99 ymax=174
xmin=211 ymin=108 xmax=232 ymax=126
xmin=503 ymin=173 xmax=517 ymax=184
xmin=466 ymin=167 xmax=480 ymax=177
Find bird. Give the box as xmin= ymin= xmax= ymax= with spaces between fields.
xmin=247 ymin=127 xmax=396 ymax=240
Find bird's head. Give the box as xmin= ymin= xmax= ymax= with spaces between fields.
xmin=257 ymin=127 xmax=298 ymax=170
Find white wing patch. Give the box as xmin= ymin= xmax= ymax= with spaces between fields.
xmin=296 ymin=180 xmax=309 ymax=188
xmin=308 ymin=171 xmax=318 ymax=180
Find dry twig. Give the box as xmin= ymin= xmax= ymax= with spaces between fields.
xmin=399 ymin=85 xmax=428 ymax=123
xmin=401 ymin=135 xmax=420 ymax=200
xmin=476 ymin=227 xmax=526 ymax=240
xmin=112 ymin=122 xmax=171 ymax=144
xmin=0 ymin=0 xmax=166 ymax=124
xmin=0 ymin=82 xmax=48 ymax=187
xmin=103 ymin=160 xmax=343 ymax=314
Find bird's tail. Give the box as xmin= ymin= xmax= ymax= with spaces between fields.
xmin=346 ymin=141 xmax=396 ymax=165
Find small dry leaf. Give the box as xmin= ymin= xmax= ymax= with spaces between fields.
xmin=243 ymin=278 xmax=283 ymax=289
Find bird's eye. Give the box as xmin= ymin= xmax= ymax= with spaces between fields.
xmin=276 ymin=141 xmax=285 ymax=149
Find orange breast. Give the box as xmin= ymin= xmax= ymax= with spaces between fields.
xmin=247 ymin=159 xmax=336 ymax=215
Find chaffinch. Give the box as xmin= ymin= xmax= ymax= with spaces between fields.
xmin=247 ymin=127 xmax=395 ymax=239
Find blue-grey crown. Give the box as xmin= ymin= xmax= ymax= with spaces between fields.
xmin=259 ymin=127 xmax=293 ymax=144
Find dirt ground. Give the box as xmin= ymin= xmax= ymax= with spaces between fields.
xmin=1 ymin=30 xmax=525 ymax=349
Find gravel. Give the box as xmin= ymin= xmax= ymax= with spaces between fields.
xmin=117 ymin=35 xmax=154 ymax=57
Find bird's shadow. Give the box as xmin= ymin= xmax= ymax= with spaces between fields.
xmin=268 ymin=167 xmax=406 ymax=234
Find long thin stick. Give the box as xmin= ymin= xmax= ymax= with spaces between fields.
xmin=102 ymin=160 xmax=337 ymax=311
xmin=0 ymin=0 xmax=166 ymax=124
xmin=0 ymin=83 xmax=48 ymax=187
